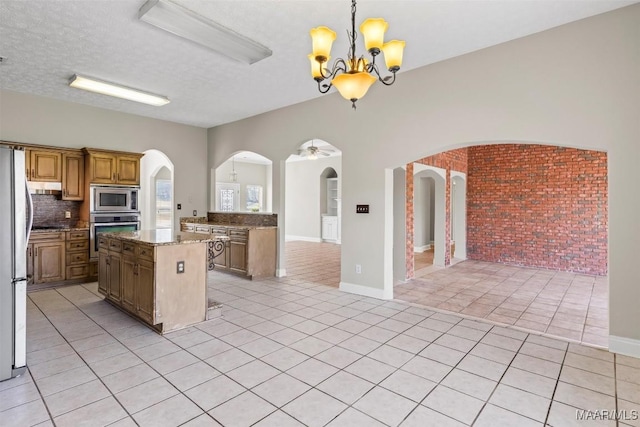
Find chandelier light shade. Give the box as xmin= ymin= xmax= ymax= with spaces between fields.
xmin=308 ymin=0 xmax=405 ymax=109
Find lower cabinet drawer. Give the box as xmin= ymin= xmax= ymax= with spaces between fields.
xmin=66 ymin=251 xmax=89 ymax=265
xmin=137 ymin=245 xmax=153 ymax=261
xmin=66 ymin=240 xmax=89 ymax=251
xmin=66 ymin=264 xmax=89 ymax=280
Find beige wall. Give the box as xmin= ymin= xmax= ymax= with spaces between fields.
xmin=208 ymin=6 xmax=640 ymax=345
xmin=0 ymin=90 xmax=208 ymax=231
xmin=285 ymin=156 xmax=342 ymax=241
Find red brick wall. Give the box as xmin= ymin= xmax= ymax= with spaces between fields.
xmin=467 ymin=144 xmax=608 ymax=275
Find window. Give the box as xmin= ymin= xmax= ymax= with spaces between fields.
xmin=155 ymin=179 xmax=172 ymax=229
xmin=246 ymin=185 xmax=263 ymax=212
xmin=220 ymin=189 xmax=235 ymax=212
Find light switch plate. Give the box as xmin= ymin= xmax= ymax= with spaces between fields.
xmin=356 ymin=205 xmax=370 ymax=214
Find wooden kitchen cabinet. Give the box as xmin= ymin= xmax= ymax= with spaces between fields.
xmin=136 ymin=258 xmax=155 ymax=323
xmin=116 ymin=155 xmax=140 ymax=185
xmin=62 ymin=153 xmax=84 ymax=201
xmin=185 ymin=224 xmax=276 ymax=279
xmin=121 ymin=252 xmax=136 ymax=313
xmin=98 ymin=237 xmax=156 ymax=323
xmin=30 ymin=150 xmax=62 ymax=182
xmin=28 ymin=231 xmax=66 ymax=285
xmin=33 ymin=241 xmax=66 ymax=284
xmin=65 ymin=230 xmax=89 ymax=280
xmin=84 ymin=149 xmax=142 ymax=185
xmin=228 ymin=229 xmax=248 ymax=275
xmin=97 ymin=235 xmax=122 ymax=302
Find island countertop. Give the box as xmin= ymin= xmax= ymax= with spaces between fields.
xmin=100 ymin=229 xmax=229 ymax=246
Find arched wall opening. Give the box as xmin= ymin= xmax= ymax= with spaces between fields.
xmin=212 ymin=151 xmax=272 ymax=213
xmin=140 ymin=149 xmax=175 ymax=230
xmin=412 ymin=166 xmax=446 ymax=269
xmin=283 ymin=139 xmax=342 ymax=286
xmin=392 ymin=142 xmax=608 ymax=347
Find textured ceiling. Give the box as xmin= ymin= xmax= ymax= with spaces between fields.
xmin=0 ymin=0 xmax=635 ymax=128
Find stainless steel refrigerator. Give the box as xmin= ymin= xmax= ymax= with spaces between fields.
xmin=0 ymin=146 xmax=32 ymax=381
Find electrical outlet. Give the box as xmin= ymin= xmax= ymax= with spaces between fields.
xmin=355 ymin=264 xmax=362 ymax=274
xmin=176 ymin=261 xmax=185 ymax=274
xmin=192 ymin=210 xmax=197 ymax=216
xmin=64 ymin=211 xmax=71 ymax=219
xmin=177 ymin=203 xmax=182 ymax=210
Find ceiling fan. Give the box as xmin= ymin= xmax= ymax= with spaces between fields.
xmin=298 ymin=140 xmax=336 ymax=160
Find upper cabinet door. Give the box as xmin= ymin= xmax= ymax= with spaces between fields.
xmin=30 ymin=150 xmax=62 ymax=182
xmin=116 ymin=155 xmax=140 ymax=185
xmin=62 ymin=153 xmax=84 ymax=200
xmin=88 ymin=153 xmax=117 ymax=184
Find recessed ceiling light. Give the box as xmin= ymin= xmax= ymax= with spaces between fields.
xmin=138 ymin=0 xmax=272 ymax=65
xmin=68 ymin=74 xmax=170 ymax=106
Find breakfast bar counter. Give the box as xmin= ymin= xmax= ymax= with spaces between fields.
xmin=97 ymin=230 xmax=228 ymax=334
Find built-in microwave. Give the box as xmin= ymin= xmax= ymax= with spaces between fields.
xmin=90 ymin=185 xmax=139 ymax=213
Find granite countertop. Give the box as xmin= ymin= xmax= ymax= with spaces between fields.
xmin=184 ymin=222 xmax=277 ymax=230
xmin=31 ymin=227 xmax=89 ymax=233
xmin=101 ymin=229 xmax=230 ymax=246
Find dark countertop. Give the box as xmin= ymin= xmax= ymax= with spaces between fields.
xmin=31 ymin=227 xmax=89 ymax=233
xmin=101 ymin=229 xmax=230 ymax=246
xmin=184 ymin=222 xmax=277 ymax=230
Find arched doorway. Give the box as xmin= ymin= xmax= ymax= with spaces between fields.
xmin=140 ymin=149 xmax=174 ymax=230
xmin=283 ymin=139 xmax=342 ymax=287
xmin=413 ymin=165 xmax=446 ymax=270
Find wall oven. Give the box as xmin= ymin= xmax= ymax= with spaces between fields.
xmin=90 ymin=213 xmax=140 ymax=259
xmin=91 ymin=185 xmax=139 ymax=213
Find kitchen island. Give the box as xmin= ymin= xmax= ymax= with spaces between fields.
xmin=97 ymin=229 xmax=228 ymax=334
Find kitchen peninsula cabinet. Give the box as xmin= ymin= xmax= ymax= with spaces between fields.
xmin=186 ymin=223 xmax=276 ymax=279
xmin=84 ymin=149 xmax=142 ymax=186
xmin=98 ymin=230 xmax=227 ymax=333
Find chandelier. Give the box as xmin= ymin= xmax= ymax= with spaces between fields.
xmin=308 ymin=0 xmax=405 ymax=109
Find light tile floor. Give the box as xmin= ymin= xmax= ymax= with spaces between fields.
xmin=396 ymin=260 xmax=609 ymax=347
xmin=285 ymin=241 xmax=341 ymax=288
xmin=1 ymin=271 xmax=637 ymax=427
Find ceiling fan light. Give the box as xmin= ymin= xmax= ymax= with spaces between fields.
xmin=381 ymin=40 xmax=406 ymax=71
xmin=360 ymin=18 xmax=388 ymax=53
xmin=69 ymin=74 xmax=170 ymax=106
xmin=310 ymin=26 xmax=336 ymax=62
xmin=308 ymin=151 xmax=318 ymax=160
xmin=332 ymin=72 xmax=376 ymax=102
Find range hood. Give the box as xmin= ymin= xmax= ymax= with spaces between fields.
xmin=28 ymin=181 xmax=62 ymax=195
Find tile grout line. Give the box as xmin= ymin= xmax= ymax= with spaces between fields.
xmin=542 ymin=340 xmax=569 ymax=426
xmin=28 ymin=288 xmax=140 ymax=425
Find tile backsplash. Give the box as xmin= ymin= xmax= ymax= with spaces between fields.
xmin=31 ymin=194 xmax=81 ymax=228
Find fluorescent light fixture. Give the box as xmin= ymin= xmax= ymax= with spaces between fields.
xmin=139 ymin=0 xmax=272 ymax=65
xmin=68 ymin=74 xmax=170 ymax=106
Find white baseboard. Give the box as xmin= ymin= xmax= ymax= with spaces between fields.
xmin=275 ymin=269 xmax=287 ymax=278
xmin=339 ymin=281 xmax=393 ymax=300
xmin=609 ymin=335 xmax=640 ymax=358
xmin=414 ymin=244 xmax=431 ymax=253
xmin=285 ymin=235 xmax=322 ymax=243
